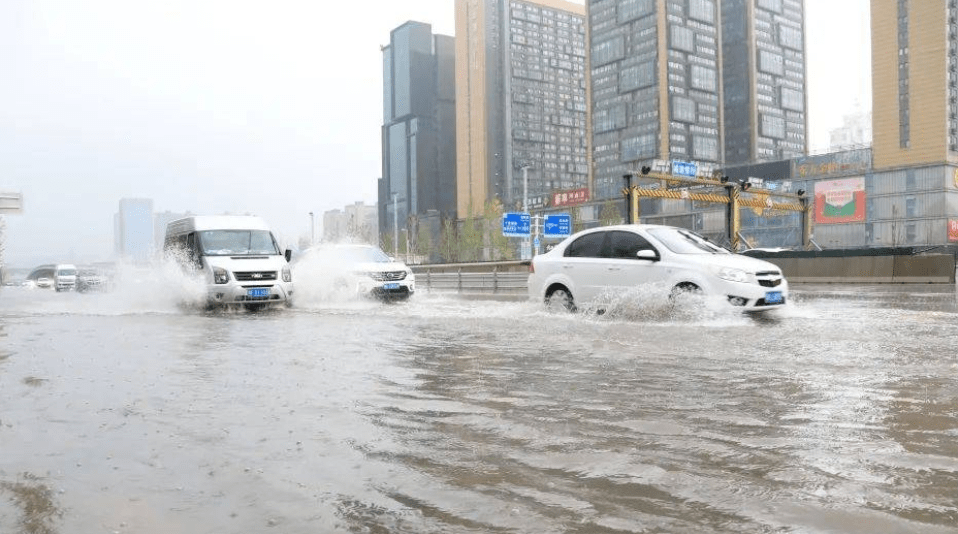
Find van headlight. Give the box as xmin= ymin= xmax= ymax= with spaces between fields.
xmin=213 ymin=267 xmax=230 ymax=284
xmin=714 ymin=266 xmax=750 ymax=283
xmin=282 ymin=266 xmax=291 ymax=283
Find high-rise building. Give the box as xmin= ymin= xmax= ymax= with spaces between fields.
xmin=872 ymin=0 xmax=958 ymax=169
xmin=722 ymin=0 xmax=807 ymax=164
xmin=866 ymin=0 xmax=958 ymax=246
xmin=324 ymin=202 xmax=378 ymax=244
xmin=115 ymin=198 xmax=154 ymax=264
xmin=455 ymin=0 xmax=588 ymax=218
xmin=380 ymin=21 xmax=457 ymax=244
xmin=587 ymin=0 xmax=808 ymax=198
xmin=828 ymin=107 xmax=872 ymax=151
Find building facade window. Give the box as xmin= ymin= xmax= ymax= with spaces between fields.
xmin=898 ymin=0 xmax=910 ymax=148
xmin=670 ymin=25 xmax=695 ymax=53
xmin=688 ymin=0 xmax=715 ymax=23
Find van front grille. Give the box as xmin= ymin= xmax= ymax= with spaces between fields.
xmin=234 ymin=271 xmax=277 ymax=282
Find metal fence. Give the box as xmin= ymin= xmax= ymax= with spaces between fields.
xmin=416 ymin=269 xmax=529 ymax=297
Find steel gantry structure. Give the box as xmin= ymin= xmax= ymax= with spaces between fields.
xmin=622 ymin=168 xmax=812 ymax=251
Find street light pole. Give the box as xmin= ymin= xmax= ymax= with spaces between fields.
xmin=522 ymin=165 xmax=530 ymax=213
xmin=308 ymin=211 xmax=314 ymax=245
xmin=392 ymin=193 xmax=398 ymax=258
xmin=521 ymin=164 xmax=534 ymax=258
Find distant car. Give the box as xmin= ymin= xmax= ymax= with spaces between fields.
xmin=26 ymin=265 xmax=56 ymax=289
xmin=295 ymin=243 xmax=415 ymax=301
xmin=528 ymin=224 xmax=788 ymax=313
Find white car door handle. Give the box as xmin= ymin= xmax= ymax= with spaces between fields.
xmin=608 ymin=267 xmax=622 ymax=271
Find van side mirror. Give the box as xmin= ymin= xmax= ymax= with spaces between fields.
xmin=285 ymin=249 xmax=292 ymax=262
xmin=636 ymin=249 xmax=658 ymax=261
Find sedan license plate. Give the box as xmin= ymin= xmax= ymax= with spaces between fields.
xmin=383 ymin=283 xmax=400 ymax=290
xmin=247 ymin=288 xmax=270 ymax=298
xmin=765 ymin=291 xmax=783 ymax=304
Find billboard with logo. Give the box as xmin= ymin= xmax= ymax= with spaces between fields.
xmin=815 ymin=177 xmax=865 ymax=224
xmin=949 ymin=220 xmax=958 ymax=242
xmin=552 ymin=188 xmax=590 ymax=208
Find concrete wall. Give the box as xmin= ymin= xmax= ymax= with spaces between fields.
xmin=764 ymin=254 xmax=955 ymax=284
xmin=412 ymin=255 xmax=957 ymax=283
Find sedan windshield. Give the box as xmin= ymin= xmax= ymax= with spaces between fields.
xmin=333 ymin=246 xmax=392 ymax=263
xmin=646 ymin=227 xmax=729 ymax=254
xmin=198 ymin=230 xmax=280 ymax=256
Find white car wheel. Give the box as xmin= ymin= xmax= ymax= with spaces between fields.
xmin=545 ymin=288 xmax=575 ymax=312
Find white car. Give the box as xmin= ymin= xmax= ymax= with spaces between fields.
xmin=528 ymin=224 xmax=788 ymax=312
xmin=296 ymin=244 xmax=415 ymax=301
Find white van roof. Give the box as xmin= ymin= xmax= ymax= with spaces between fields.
xmin=166 ymin=215 xmax=271 ymax=235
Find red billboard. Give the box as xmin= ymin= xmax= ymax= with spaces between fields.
xmin=949 ymin=220 xmax=958 ymax=242
xmin=552 ymin=188 xmax=590 ymax=208
xmin=814 ymin=177 xmax=865 ymax=224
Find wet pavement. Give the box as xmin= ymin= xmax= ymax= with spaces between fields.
xmin=1 ymin=278 xmax=956 ymax=533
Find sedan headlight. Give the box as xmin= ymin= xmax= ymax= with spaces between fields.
xmin=714 ymin=266 xmax=750 ymax=283
xmin=212 ymin=267 xmax=230 ymax=284
xmin=282 ymin=266 xmax=292 ymax=283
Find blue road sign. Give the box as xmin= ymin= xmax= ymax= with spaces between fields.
xmin=502 ymin=212 xmax=531 ymax=237
xmin=543 ymin=213 xmax=572 ymax=238
xmin=672 ymin=160 xmax=697 ymax=177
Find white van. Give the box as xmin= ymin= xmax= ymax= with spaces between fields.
xmin=54 ymin=264 xmax=78 ymax=292
xmin=164 ymin=215 xmax=294 ymax=307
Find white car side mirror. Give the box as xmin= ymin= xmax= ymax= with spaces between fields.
xmin=636 ymin=249 xmax=658 ymax=261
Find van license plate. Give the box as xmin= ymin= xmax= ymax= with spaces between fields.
xmin=383 ymin=283 xmax=400 ymax=290
xmin=765 ymin=291 xmax=783 ymax=304
xmin=248 ymin=288 xmax=270 ymax=298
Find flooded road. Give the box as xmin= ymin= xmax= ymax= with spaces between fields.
xmin=1 ymin=280 xmax=957 ymax=533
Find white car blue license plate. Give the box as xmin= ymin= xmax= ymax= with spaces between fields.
xmin=248 ymin=288 xmax=270 ymax=298
xmin=765 ymin=291 xmax=783 ymax=304
xmin=383 ymin=283 xmax=400 ymax=290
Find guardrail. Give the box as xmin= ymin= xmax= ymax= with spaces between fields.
xmin=414 ymin=268 xmax=528 ymax=297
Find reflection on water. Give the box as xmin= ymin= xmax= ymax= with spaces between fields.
xmin=0 ymin=286 xmax=955 ymax=533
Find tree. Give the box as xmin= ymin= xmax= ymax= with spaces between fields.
xmin=416 ymin=220 xmax=433 ymax=262
xmin=599 ymin=200 xmax=623 ymax=227
xmin=483 ymin=199 xmax=514 ymax=260
xmin=459 ymin=216 xmax=483 ymax=262
xmin=439 ymin=217 xmax=459 ymax=263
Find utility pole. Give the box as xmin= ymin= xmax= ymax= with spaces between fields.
xmin=308 ymin=212 xmax=314 ymax=245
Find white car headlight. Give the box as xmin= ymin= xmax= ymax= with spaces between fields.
xmin=282 ymin=266 xmax=292 ymax=283
xmin=714 ymin=266 xmax=750 ymax=283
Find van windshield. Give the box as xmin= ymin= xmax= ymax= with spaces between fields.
xmin=198 ymin=230 xmax=280 ymax=256
xmin=57 ymin=268 xmax=77 ymax=276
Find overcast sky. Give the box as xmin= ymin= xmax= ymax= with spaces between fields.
xmin=1 ymin=0 xmax=869 ymax=268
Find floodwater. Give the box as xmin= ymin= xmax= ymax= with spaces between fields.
xmin=1 ymin=269 xmax=957 ymax=533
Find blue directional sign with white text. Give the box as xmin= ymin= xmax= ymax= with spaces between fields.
xmin=672 ymin=160 xmax=697 ymax=177
xmin=543 ymin=213 xmax=572 ymax=238
xmin=502 ymin=212 xmax=531 ymax=237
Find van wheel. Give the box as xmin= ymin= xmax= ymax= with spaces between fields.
xmin=545 ymin=287 xmax=575 ymax=312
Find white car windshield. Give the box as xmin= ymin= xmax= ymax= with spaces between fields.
xmin=199 ymin=230 xmax=280 ymax=256
xmin=646 ymin=227 xmax=729 ymax=254
xmin=331 ymin=246 xmax=393 ymax=263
